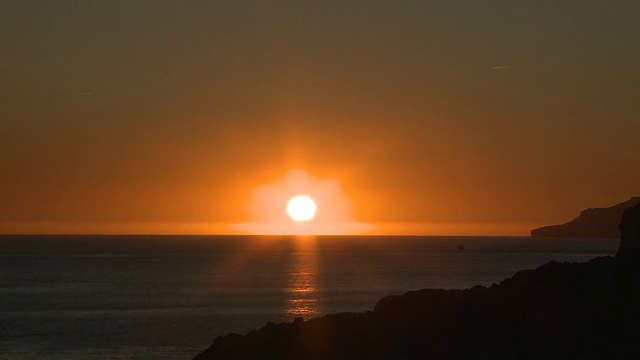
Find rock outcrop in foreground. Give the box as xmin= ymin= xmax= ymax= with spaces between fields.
xmin=530 ymin=196 xmax=640 ymax=238
xmin=196 ymin=204 xmax=640 ymax=360
xmin=618 ymin=203 xmax=640 ymax=256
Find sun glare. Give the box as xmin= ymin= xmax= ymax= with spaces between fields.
xmin=287 ymin=195 xmax=317 ymax=222
xmin=232 ymin=168 xmax=373 ymax=235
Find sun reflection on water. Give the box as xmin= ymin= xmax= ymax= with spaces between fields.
xmin=285 ymin=238 xmax=319 ymax=318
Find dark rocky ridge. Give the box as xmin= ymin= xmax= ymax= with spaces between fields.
xmin=618 ymin=202 xmax=640 ymax=256
xmin=195 ymin=203 xmax=640 ymax=359
xmin=530 ymin=197 xmax=640 ymax=238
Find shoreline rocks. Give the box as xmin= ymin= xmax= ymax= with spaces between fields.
xmin=618 ymin=202 xmax=640 ymax=256
xmin=195 ymin=203 xmax=640 ymax=359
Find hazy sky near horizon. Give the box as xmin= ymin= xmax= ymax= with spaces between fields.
xmin=1 ymin=1 xmax=639 ymax=234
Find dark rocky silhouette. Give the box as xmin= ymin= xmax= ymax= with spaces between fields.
xmin=195 ymin=205 xmax=640 ymax=360
xmin=618 ymin=203 xmax=640 ymax=256
xmin=531 ymin=196 xmax=640 ymax=238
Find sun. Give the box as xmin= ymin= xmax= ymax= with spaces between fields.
xmin=232 ymin=169 xmax=374 ymax=235
xmin=287 ymin=195 xmax=317 ymax=222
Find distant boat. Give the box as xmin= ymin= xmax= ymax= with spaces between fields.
xmin=457 ymin=244 xmax=465 ymax=251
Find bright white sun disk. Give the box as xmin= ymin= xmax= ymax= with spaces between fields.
xmin=287 ymin=195 xmax=317 ymax=222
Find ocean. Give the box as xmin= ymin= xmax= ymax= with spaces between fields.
xmin=0 ymin=235 xmax=618 ymax=360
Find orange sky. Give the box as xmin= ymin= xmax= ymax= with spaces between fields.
xmin=1 ymin=2 xmax=639 ymax=235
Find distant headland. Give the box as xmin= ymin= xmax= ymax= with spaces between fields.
xmin=194 ymin=203 xmax=640 ymax=359
xmin=531 ymin=197 xmax=640 ymax=238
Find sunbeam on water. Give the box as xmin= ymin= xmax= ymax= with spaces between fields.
xmin=285 ymin=239 xmax=319 ymax=318
xmin=0 ymin=235 xmax=618 ymax=360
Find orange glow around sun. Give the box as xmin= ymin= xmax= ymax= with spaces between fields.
xmin=231 ymin=169 xmax=373 ymax=235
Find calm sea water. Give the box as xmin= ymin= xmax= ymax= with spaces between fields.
xmin=0 ymin=235 xmax=618 ymax=360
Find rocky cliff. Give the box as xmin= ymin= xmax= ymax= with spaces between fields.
xmin=195 ymin=203 xmax=640 ymax=360
xmin=618 ymin=203 xmax=640 ymax=256
xmin=531 ymin=197 xmax=640 ymax=238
